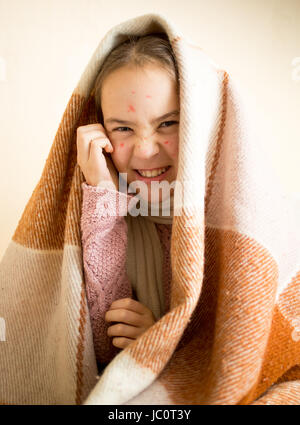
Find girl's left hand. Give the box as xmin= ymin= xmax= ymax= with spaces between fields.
xmin=105 ymin=298 xmax=156 ymax=349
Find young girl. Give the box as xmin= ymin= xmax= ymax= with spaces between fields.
xmin=77 ymin=33 xmax=180 ymax=371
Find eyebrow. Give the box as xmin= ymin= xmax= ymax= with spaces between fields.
xmin=105 ymin=110 xmax=180 ymax=126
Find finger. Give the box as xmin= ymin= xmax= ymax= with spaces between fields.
xmin=89 ymin=137 xmax=113 ymax=159
xmin=77 ymin=123 xmax=105 ymax=131
xmin=112 ymin=337 xmax=135 ymax=349
xmin=77 ymin=129 xmax=112 ymax=165
xmin=107 ymin=323 xmax=142 ymax=339
xmin=77 ymin=124 xmax=108 ymax=137
xmin=84 ymin=130 xmax=112 ymax=146
xmin=87 ymin=140 xmax=114 ymax=173
xmin=76 ymin=132 xmax=90 ymax=165
xmin=105 ymin=308 xmax=144 ymax=327
xmin=109 ymin=298 xmax=148 ymax=315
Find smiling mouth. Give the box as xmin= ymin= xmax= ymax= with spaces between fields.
xmin=134 ymin=166 xmax=171 ymax=177
xmin=132 ymin=166 xmax=172 ymax=183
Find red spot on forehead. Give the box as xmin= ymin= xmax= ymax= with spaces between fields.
xmin=131 ymin=90 xmax=136 ymax=94
xmin=146 ymin=95 xmax=152 ymax=98
xmin=128 ymin=104 xmax=136 ymax=112
xmin=164 ymin=140 xmax=169 ymax=144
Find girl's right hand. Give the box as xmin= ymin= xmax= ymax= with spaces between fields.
xmin=76 ymin=123 xmax=119 ymax=190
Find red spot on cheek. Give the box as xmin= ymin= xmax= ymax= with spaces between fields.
xmin=146 ymin=95 xmax=152 ymax=98
xmin=131 ymin=90 xmax=136 ymax=94
xmin=120 ymin=143 xmax=124 ymax=148
xmin=164 ymin=140 xmax=169 ymax=144
xmin=128 ymin=104 xmax=136 ymax=112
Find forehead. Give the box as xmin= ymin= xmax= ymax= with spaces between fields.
xmin=101 ymin=65 xmax=179 ymax=118
xmin=102 ymin=65 xmax=177 ymax=97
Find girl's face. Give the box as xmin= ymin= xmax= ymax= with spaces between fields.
xmin=101 ymin=64 xmax=179 ymax=204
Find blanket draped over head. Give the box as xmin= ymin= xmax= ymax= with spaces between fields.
xmin=0 ymin=13 xmax=300 ymax=405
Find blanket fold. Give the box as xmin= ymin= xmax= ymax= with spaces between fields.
xmin=0 ymin=12 xmax=299 ymax=405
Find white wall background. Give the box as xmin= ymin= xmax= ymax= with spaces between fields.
xmin=0 ymin=0 xmax=299 ymax=261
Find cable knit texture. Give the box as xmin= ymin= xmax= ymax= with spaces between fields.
xmin=80 ymin=182 xmax=172 ymax=366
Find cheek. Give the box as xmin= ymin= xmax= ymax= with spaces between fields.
xmin=163 ymin=137 xmax=179 ymax=159
xmin=111 ymin=142 xmax=131 ymax=170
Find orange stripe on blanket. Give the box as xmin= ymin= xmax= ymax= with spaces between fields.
xmin=154 ymin=227 xmax=278 ymax=404
xmin=239 ymin=302 xmax=300 ymax=404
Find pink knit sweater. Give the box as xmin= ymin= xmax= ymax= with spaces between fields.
xmin=80 ymin=182 xmax=172 ymax=367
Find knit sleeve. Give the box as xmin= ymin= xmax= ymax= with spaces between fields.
xmin=80 ymin=182 xmax=133 ymax=365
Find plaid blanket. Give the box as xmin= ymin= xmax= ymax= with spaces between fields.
xmin=0 ymin=13 xmax=299 ymax=405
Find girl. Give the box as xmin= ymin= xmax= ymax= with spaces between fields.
xmin=77 ymin=33 xmax=180 ymax=370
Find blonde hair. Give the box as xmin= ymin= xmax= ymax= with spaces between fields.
xmin=94 ymin=32 xmax=180 ymax=124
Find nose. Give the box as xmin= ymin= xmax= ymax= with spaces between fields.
xmin=133 ymin=132 xmax=160 ymax=159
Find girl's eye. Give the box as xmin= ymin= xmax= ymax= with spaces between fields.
xmin=113 ymin=121 xmax=178 ymax=132
xmin=160 ymin=120 xmax=178 ymax=128
xmin=114 ymin=126 xmax=131 ymax=132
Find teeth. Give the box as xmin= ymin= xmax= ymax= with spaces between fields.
xmin=138 ymin=167 xmax=167 ymax=177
